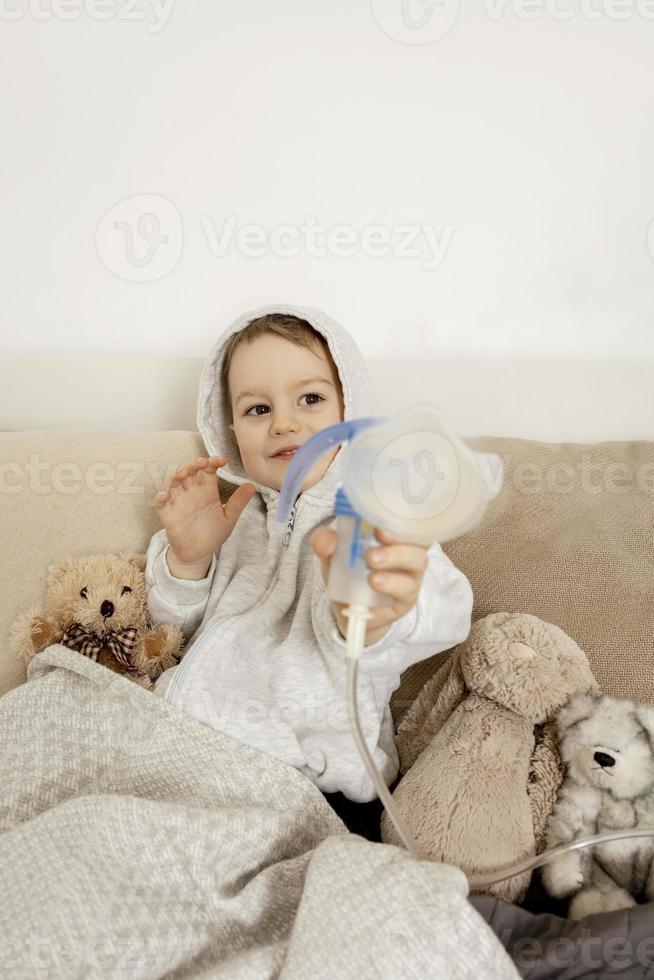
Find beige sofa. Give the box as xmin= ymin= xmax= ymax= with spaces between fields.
xmin=3 ymin=428 xmax=653 ymax=974
xmin=2 ymin=430 xmax=652 ymax=721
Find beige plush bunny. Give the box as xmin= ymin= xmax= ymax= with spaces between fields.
xmin=382 ymin=612 xmax=599 ymax=903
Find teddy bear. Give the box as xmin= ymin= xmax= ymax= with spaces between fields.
xmin=381 ymin=612 xmax=600 ymax=903
xmin=10 ymin=552 xmax=184 ymax=690
xmin=541 ymin=691 xmax=654 ymax=920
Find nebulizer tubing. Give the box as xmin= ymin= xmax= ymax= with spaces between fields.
xmin=278 ymin=405 xmax=654 ymax=893
xmin=343 ymin=604 xmax=428 ymax=857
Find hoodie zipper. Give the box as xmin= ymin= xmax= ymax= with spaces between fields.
xmin=166 ymin=499 xmax=300 ymax=706
xmin=281 ymin=501 xmax=298 ymax=548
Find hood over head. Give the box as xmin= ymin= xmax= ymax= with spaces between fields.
xmin=196 ymin=303 xmax=377 ymax=509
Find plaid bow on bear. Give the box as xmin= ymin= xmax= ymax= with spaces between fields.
xmin=61 ymin=622 xmax=139 ymax=670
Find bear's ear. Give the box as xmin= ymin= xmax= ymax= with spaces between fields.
xmin=635 ymin=705 xmax=654 ymax=746
xmin=120 ymin=553 xmax=146 ymax=573
xmin=46 ymin=556 xmax=79 ymax=588
xmin=557 ymin=692 xmax=598 ymax=735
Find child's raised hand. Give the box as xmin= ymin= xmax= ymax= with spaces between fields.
xmin=153 ymin=456 xmax=256 ymax=566
xmin=310 ymin=526 xmax=429 ymax=647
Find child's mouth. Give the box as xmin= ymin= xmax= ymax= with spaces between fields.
xmin=273 ymin=451 xmax=296 ymax=461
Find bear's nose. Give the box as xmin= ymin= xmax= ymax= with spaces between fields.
xmin=594 ymin=751 xmax=616 ymax=768
xmin=100 ymin=600 xmax=114 ymax=619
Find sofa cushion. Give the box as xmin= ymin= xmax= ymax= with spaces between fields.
xmin=1 ymin=432 xmax=652 ymax=731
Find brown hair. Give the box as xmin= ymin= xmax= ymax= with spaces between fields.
xmin=220 ymin=313 xmax=336 ymax=426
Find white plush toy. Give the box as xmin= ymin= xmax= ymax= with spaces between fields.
xmin=542 ymin=692 xmax=654 ymax=920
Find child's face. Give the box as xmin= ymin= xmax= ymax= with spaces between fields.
xmin=228 ymin=333 xmax=345 ymax=493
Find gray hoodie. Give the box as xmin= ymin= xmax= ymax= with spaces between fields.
xmin=145 ymin=303 xmax=474 ymax=801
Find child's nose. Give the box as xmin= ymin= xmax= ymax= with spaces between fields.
xmin=272 ymin=416 xmax=300 ymax=431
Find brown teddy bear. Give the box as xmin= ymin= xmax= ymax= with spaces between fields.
xmin=381 ymin=612 xmax=600 ymax=903
xmin=10 ymin=552 xmax=184 ymax=690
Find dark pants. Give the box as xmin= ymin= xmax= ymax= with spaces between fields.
xmin=321 ymin=778 xmax=400 ymax=843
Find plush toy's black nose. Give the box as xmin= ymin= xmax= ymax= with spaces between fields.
xmin=594 ymin=751 xmax=616 ymax=768
xmin=100 ymin=600 xmax=114 ymax=619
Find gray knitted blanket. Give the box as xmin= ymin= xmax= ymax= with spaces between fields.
xmin=0 ymin=644 xmax=519 ymax=979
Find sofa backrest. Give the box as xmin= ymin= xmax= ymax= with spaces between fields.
xmin=1 ymin=431 xmax=652 ymax=727
xmin=392 ymin=435 xmax=654 ymax=724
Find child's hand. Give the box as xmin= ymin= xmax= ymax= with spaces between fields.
xmin=152 ymin=456 xmax=256 ymax=567
xmin=310 ymin=526 xmax=429 ymax=647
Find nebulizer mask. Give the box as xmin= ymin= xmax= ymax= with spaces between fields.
xmin=277 ymin=403 xmax=654 ymax=891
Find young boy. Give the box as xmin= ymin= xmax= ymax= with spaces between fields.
xmin=146 ymin=304 xmax=473 ymax=834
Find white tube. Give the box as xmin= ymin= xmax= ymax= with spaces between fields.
xmin=468 ymin=829 xmax=654 ymax=890
xmin=344 ymin=603 xmax=654 ymax=891
xmin=344 ymin=604 xmax=428 ymax=860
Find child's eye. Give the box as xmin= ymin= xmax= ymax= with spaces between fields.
xmin=244 ymin=393 xmax=325 ymax=416
xmin=299 ymin=392 xmax=325 ymax=407
xmin=121 ymin=585 xmax=132 ymax=596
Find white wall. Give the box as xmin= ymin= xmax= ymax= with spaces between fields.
xmin=1 ymin=1 xmax=653 ymax=432
xmin=2 ymin=353 xmax=652 ymax=442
